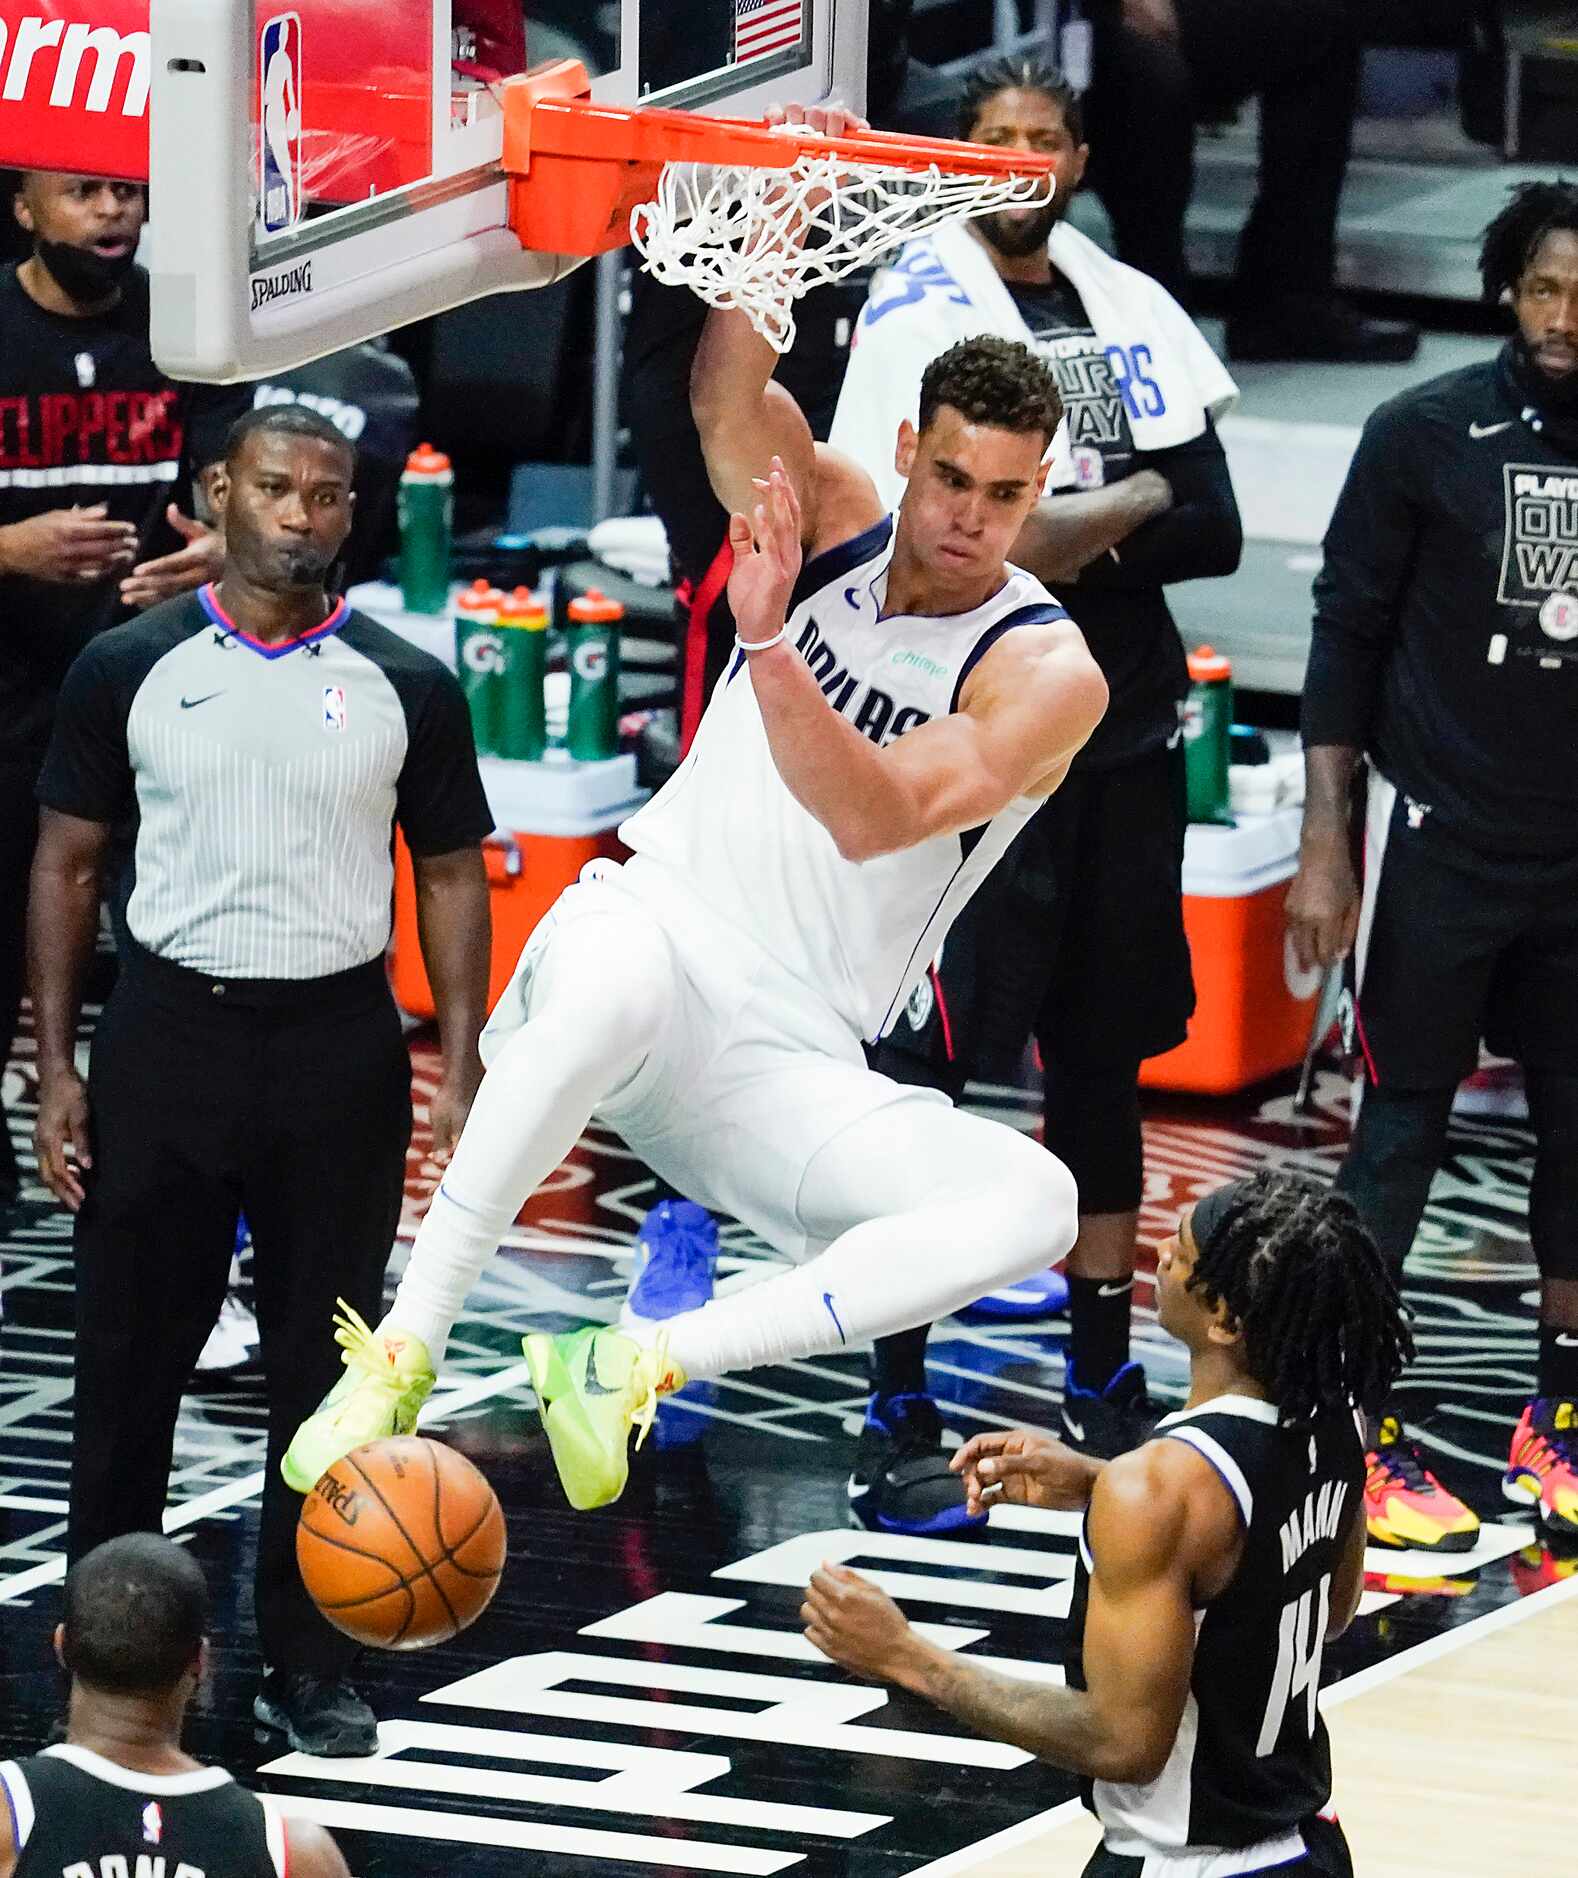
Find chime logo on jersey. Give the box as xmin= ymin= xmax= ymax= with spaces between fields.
xmin=1497 ymin=463 xmax=1578 ymax=608
xmin=258 ymin=13 xmax=303 ymax=235
xmin=322 ymin=684 xmax=346 ymax=732
xmin=142 ymin=1800 xmax=163 ymax=1844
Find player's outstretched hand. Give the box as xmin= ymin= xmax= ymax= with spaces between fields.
xmin=727 ymin=455 xmax=803 ymax=651
xmin=802 ymin=1563 xmax=919 ymax=1684
xmin=951 ymin=1426 xmax=1101 ymax=1517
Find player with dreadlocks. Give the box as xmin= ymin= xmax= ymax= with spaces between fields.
xmin=1287 ymin=176 xmax=1578 ymax=1555
xmin=802 ymin=1172 xmax=1411 ymax=1878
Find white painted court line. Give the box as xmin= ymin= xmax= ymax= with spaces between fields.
xmin=0 ymin=1356 xmax=538 ymax=1607
xmin=1320 ymin=1559 xmax=1578 ymax=1710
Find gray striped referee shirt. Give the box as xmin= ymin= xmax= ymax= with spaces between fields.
xmin=36 ymin=585 xmax=492 ymax=980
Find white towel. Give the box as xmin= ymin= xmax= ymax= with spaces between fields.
xmin=830 ymin=219 xmax=1238 ymax=510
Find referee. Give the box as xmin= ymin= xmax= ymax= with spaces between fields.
xmin=28 ymin=405 xmax=493 ymax=1755
xmin=1288 ymin=182 xmax=1578 ymax=1552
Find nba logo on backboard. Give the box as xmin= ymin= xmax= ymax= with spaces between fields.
xmin=258 ymin=13 xmax=303 ymax=235
xmin=322 ymin=685 xmax=346 ymax=732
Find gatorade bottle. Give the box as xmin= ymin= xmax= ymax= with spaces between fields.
xmin=1184 ymin=644 xmax=1234 ymax=825
xmin=565 ymin=587 xmax=623 ymax=761
xmin=494 ymin=585 xmax=549 ymax=761
xmin=453 ymin=579 xmax=504 ymax=756
xmin=396 ymin=443 xmax=454 ymax=616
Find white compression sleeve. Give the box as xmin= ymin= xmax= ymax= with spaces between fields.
xmin=635 ymin=1100 xmax=1078 ymax=1380
xmin=386 ymin=905 xmax=675 ymax=1360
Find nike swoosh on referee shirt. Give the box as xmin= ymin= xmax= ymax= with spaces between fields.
xmin=1062 ymin=1413 xmax=1086 ymax=1444
xmin=179 ymin=691 xmax=224 ymax=709
xmin=1468 ymin=420 xmax=1514 ymax=439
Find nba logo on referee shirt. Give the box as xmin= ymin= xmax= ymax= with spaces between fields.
xmin=322 ymin=685 xmax=347 ymax=732
xmin=259 ymin=13 xmax=303 ymax=235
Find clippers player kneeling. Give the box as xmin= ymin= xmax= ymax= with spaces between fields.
xmin=0 ymin=1536 xmax=348 ymax=1878
xmin=804 ymin=1172 xmax=1415 ymax=1878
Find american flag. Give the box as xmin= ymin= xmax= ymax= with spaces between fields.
xmin=735 ymin=0 xmax=804 ymax=65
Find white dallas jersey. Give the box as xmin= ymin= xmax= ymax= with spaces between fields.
xmin=621 ymin=516 xmax=1068 ymax=1040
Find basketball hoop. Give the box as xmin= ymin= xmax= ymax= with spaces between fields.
xmin=502 ymin=63 xmax=1057 ymax=352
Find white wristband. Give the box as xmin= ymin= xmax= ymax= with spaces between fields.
xmin=735 ymin=626 xmax=787 ymax=653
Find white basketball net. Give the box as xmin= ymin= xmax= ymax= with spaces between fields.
xmin=632 ymin=149 xmax=1053 ymax=353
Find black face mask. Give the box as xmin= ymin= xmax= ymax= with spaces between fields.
xmin=35 ymin=237 xmax=136 ymax=305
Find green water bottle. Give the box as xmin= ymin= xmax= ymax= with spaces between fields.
xmin=565 ymin=587 xmax=623 ymax=761
xmin=1184 ymin=644 xmax=1234 ymax=825
xmin=495 ymin=585 xmax=549 ymax=761
xmin=453 ymin=578 xmax=504 ymax=755
xmin=397 ymin=442 xmax=454 ymax=615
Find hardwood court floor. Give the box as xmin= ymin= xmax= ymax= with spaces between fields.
xmin=955 ymin=1580 xmax=1578 ymax=1878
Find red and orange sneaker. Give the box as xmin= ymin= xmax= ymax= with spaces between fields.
xmin=1364 ymin=1415 xmax=1481 ymax=1552
xmin=1503 ymin=1398 xmax=1578 ymax=1540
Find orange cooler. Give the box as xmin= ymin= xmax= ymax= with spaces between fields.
xmin=391 ymin=752 xmax=646 ymax=1021
xmin=1141 ymin=807 xmax=1322 ymax=1096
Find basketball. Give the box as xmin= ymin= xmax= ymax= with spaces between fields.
xmin=296 ymin=1436 xmax=507 ymax=1650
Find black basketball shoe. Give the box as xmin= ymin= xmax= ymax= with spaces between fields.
xmin=847 ymin=1392 xmax=986 ymax=1537
xmin=1059 ymin=1360 xmax=1161 ymax=1460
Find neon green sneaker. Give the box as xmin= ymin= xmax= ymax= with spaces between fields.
xmin=280 ymin=1301 xmax=435 ymax=1493
xmin=523 ymin=1326 xmax=683 ymax=1511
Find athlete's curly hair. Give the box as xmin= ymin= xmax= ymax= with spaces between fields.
xmin=1185 ymin=1169 xmax=1413 ymax=1421
xmin=918 ymin=335 xmax=1063 ymax=445
xmin=1479 ymin=178 xmax=1578 ymax=302
xmin=959 ymin=52 xmax=1084 ymax=146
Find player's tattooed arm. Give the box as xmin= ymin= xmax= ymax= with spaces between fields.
xmin=805 ymin=1444 xmax=1233 ymax=1784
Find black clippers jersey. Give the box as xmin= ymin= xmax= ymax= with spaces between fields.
xmin=1066 ymin=1394 xmax=1363 ymax=1859
xmin=0 ymin=1743 xmax=287 ymax=1878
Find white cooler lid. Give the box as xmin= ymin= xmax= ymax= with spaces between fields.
xmin=481 ymin=752 xmax=647 ymax=837
xmin=1182 ymin=805 xmax=1304 ymax=897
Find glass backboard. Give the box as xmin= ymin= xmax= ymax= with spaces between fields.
xmin=139 ymin=0 xmax=864 ymax=381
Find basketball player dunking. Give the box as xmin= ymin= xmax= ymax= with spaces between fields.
xmin=285 ymin=105 xmax=1109 ymax=1513
xmin=0 ymin=1535 xmax=348 ymax=1878
xmin=805 ymin=1172 xmax=1415 ymax=1878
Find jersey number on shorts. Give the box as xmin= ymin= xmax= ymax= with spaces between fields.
xmin=1256 ymin=1573 xmax=1331 ymax=1756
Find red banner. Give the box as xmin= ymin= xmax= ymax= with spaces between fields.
xmin=0 ymin=0 xmax=435 ymax=199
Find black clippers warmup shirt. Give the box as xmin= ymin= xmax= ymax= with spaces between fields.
xmin=1305 ymin=344 xmax=1578 ymax=858
xmin=0 ymin=1742 xmax=287 ymax=1878
xmin=0 ymin=263 xmax=250 ymax=767
xmin=1066 ymin=1395 xmax=1363 ymax=1859
xmin=1006 ymin=277 xmax=1240 ymax=770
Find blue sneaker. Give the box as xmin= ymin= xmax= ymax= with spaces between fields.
xmin=624 ymin=1200 xmax=718 ymax=1324
xmin=957 ymin=1266 xmax=1070 ymax=1323
xmin=1059 ymin=1359 xmax=1158 ymax=1460
xmin=847 ymin=1393 xmax=986 ymax=1537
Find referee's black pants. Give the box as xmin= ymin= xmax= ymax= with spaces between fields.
xmin=68 ymin=942 xmax=411 ymax=1678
